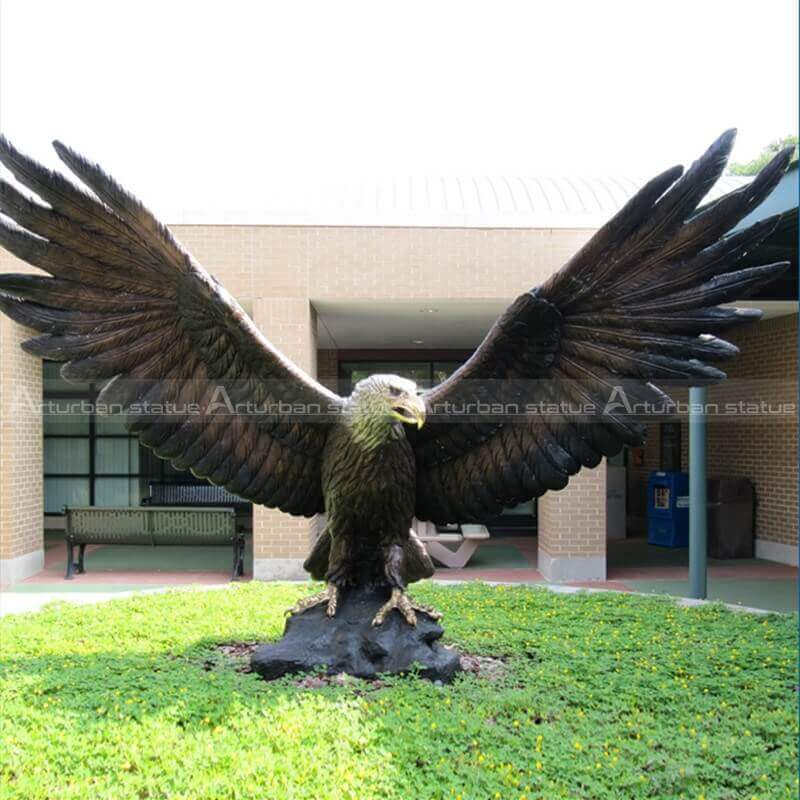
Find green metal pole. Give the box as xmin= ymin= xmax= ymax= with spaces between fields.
xmin=689 ymin=386 xmax=707 ymax=599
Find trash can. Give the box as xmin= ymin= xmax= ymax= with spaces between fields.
xmin=647 ymin=471 xmax=690 ymax=548
xmin=707 ymin=477 xmax=754 ymax=559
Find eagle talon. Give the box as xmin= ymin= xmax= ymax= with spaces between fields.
xmin=371 ymin=588 xmax=442 ymax=626
xmin=286 ymin=584 xmax=339 ymax=617
xmin=414 ymin=602 xmax=443 ymax=621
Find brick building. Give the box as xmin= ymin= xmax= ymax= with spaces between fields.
xmin=0 ymin=171 xmax=796 ymax=585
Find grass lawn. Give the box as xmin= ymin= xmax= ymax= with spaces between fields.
xmin=1 ymin=583 xmax=796 ymax=799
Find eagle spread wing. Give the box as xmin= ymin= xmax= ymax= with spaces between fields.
xmin=414 ymin=131 xmax=792 ymax=524
xmin=0 ymin=137 xmax=342 ymax=517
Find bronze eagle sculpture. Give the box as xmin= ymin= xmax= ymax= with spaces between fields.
xmin=0 ymin=131 xmax=790 ymax=626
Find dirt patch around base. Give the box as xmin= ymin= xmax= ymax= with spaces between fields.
xmin=458 ymin=652 xmax=508 ymax=680
xmin=206 ymin=641 xmax=259 ymax=673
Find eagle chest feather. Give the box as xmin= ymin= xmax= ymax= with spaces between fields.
xmin=322 ymin=424 xmax=416 ymax=538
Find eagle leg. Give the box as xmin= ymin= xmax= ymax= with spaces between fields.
xmin=286 ymin=583 xmax=339 ymax=617
xmin=371 ymin=587 xmax=443 ymax=627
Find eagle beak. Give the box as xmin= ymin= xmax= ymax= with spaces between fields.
xmin=390 ymin=395 xmax=426 ymax=429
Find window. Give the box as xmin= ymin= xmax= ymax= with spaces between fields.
xmin=339 ymin=360 xmax=463 ymax=394
xmin=44 ymin=361 xmax=240 ymax=514
xmin=43 ymin=362 xmax=146 ymax=512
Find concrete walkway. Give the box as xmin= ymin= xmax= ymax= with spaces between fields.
xmin=4 ymin=534 xmax=795 ymax=615
xmin=0 ymin=584 xmax=230 ymax=617
xmin=0 ymin=589 xmax=158 ymax=616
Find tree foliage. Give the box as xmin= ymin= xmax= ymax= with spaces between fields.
xmin=728 ymin=135 xmax=798 ymax=175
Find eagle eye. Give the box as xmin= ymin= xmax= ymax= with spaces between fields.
xmin=389 ymin=386 xmax=402 ymax=397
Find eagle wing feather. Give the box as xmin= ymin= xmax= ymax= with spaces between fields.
xmin=413 ymin=131 xmax=792 ymax=523
xmin=0 ymin=137 xmax=341 ymax=517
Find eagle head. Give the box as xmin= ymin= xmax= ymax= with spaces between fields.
xmin=347 ymin=374 xmax=426 ymax=441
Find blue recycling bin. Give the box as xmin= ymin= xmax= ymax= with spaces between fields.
xmin=647 ymin=471 xmax=689 ymax=548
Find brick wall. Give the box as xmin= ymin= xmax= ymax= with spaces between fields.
xmin=0 ymin=245 xmax=43 ymax=568
xmin=251 ymin=298 xmax=319 ymax=567
xmin=0 ymin=317 xmax=43 ymax=561
xmin=538 ymin=465 xmax=608 ymax=558
xmin=317 ymin=349 xmax=339 ymax=393
xmin=627 ymin=431 xmax=662 ymax=536
xmin=703 ymin=314 xmax=797 ymax=546
xmin=171 ymin=225 xmax=594 ymax=304
xmin=627 ymin=314 xmax=797 ymax=548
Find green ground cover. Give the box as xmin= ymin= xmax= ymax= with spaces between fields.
xmin=1 ymin=583 xmax=796 ymax=799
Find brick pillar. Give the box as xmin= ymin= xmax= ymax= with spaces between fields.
xmin=251 ymin=298 xmax=318 ymax=581
xmin=0 ymin=317 xmax=43 ymax=586
xmin=316 ymin=349 xmax=339 ymax=393
xmin=537 ymin=461 xmax=607 ymax=582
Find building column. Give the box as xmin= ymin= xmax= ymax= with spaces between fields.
xmin=537 ymin=461 xmax=607 ymax=582
xmin=250 ymin=298 xmax=318 ymax=581
xmin=688 ymin=386 xmax=708 ymax=599
xmin=0 ymin=317 xmax=43 ymax=586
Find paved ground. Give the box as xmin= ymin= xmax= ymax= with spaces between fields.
xmin=0 ymin=584 xmax=232 ymax=616
xmin=3 ymin=533 xmax=795 ymax=615
xmin=0 ymin=589 xmax=162 ymax=616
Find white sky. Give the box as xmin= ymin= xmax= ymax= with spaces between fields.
xmin=0 ymin=0 xmax=797 ymax=219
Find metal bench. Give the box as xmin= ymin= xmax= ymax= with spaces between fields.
xmin=143 ymin=482 xmax=252 ymax=513
xmin=413 ymin=519 xmax=491 ymax=568
xmin=63 ymin=506 xmax=245 ymax=581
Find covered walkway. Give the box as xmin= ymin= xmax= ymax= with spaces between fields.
xmin=4 ymin=532 xmax=795 ymax=614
